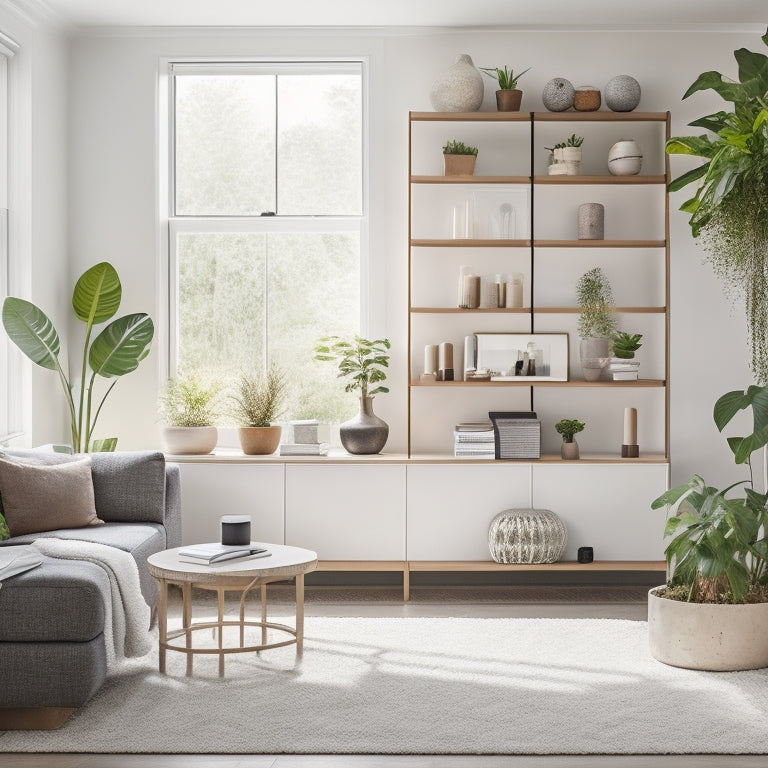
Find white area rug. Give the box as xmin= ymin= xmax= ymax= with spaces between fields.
xmin=2 ymin=617 xmax=768 ymax=754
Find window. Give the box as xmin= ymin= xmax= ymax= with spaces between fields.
xmin=168 ymin=62 xmax=364 ymax=423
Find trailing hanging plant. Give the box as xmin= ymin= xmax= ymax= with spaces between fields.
xmin=575 ymin=267 xmax=616 ymax=339
xmin=666 ymin=28 xmax=768 ymax=383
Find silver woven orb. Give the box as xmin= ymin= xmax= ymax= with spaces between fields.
xmin=542 ymin=78 xmax=575 ymax=112
xmin=604 ymin=75 xmax=641 ymax=112
xmin=488 ymin=508 xmax=567 ymax=564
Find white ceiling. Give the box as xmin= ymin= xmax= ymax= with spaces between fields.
xmin=35 ymin=0 xmax=768 ymax=30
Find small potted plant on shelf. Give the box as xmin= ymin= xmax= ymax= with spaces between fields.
xmin=314 ymin=336 xmax=391 ymax=455
xmin=608 ymin=331 xmax=643 ymax=381
xmin=230 ymin=367 xmax=286 ymax=455
xmin=480 ymin=65 xmax=531 ymax=111
xmin=649 ymin=384 xmax=768 ymax=670
xmin=546 ymin=134 xmax=584 ymax=175
xmin=158 ymin=373 xmax=222 ymax=455
xmin=442 ymin=140 xmax=478 ymax=176
xmin=555 ymin=418 xmax=585 ymax=460
xmin=576 ymin=267 xmax=616 ymax=381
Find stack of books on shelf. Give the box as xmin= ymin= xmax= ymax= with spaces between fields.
xmin=607 ymin=359 xmax=640 ymax=381
xmin=489 ymin=411 xmax=541 ymax=459
xmin=454 ymin=422 xmax=495 ymax=458
xmin=280 ymin=419 xmax=329 ymax=456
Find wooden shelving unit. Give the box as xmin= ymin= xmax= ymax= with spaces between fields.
xmin=408 ymin=109 xmax=671 ymax=459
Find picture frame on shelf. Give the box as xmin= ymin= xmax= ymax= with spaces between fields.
xmin=471 ymin=187 xmax=530 ymax=240
xmin=472 ymin=333 xmax=569 ymax=381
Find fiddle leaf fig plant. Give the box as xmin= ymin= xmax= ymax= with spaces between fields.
xmin=666 ymin=27 xmax=768 ymax=383
xmin=2 ymin=262 xmax=154 ymax=452
xmin=314 ymin=336 xmax=391 ymax=398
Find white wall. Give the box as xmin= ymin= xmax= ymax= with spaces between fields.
xmin=66 ymin=26 xmax=763 ymax=487
xmin=0 ymin=3 xmax=69 ymax=446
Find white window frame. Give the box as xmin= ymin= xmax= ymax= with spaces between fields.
xmin=0 ymin=33 xmax=21 ymax=445
xmin=159 ymin=57 xmax=369 ymax=380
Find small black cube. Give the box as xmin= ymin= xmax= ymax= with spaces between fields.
xmin=577 ymin=546 xmax=594 ymax=564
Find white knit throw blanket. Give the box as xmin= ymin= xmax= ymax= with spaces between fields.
xmin=31 ymin=538 xmax=152 ymax=668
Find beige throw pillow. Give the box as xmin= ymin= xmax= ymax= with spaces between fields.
xmin=0 ymin=455 xmax=104 ymax=537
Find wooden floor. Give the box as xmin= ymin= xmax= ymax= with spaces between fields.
xmin=2 ymin=584 xmax=765 ymax=767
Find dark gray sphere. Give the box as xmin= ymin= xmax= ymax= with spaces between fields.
xmin=542 ymin=78 xmax=575 ymax=112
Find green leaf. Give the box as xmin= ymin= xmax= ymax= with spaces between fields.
xmin=665 ymin=135 xmax=718 ymax=158
xmin=668 ymin=163 xmax=709 ymax=193
xmin=88 ymin=313 xmax=154 ymax=378
xmin=88 ymin=438 xmax=118 ymax=452
xmin=71 ymin=262 xmax=122 ymax=325
xmin=734 ymin=47 xmax=768 ymax=98
xmin=1 ymin=297 xmax=61 ymax=370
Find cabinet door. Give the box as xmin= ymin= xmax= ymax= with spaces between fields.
xmin=407 ymin=464 xmax=531 ymax=560
xmin=532 ymin=464 xmax=668 ymax=560
xmin=177 ymin=463 xmax=285 ymax=545
xmin=285 ymin=465 xmax=406 ymax=560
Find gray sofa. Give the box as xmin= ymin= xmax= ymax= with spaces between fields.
xmin=0 ymin=450 xmax=181 ymax=730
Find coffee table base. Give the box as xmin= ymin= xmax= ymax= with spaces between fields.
xmin=156 ymin=573 xmax=305 ymax=677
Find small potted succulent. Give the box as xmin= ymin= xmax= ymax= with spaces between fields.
xmin=546 ymin=134 xmax=584 ymax=175
xmin=230 ymin=367 xmax=286 ymax=455
xmin=158 ymin=373 xmax=222 ymax=455
xmin=442 ymin=140 xmax=478 ymax=176
xmin=612 ymin=332 xmax=643 ymax=359
xmin=480 ymin=65 xmax=530 ymax=111
xmin=555 ymin=418 xmax=585 ymax=460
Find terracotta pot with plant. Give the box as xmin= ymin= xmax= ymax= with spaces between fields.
xmin=231 ymin=367 xmax=286 ymax=455
xmin=480 ymin=65 xmax=530 ymax=111
xmin=314 ymin=336 xmax=391 ymax=455
xmin=158 ymin=374 xmax=221 ymax=455
xmin=575 ymin=267 xmax=616 ymax=381
xmin=555 ymin=419 xmax=585 ymax=460
xmin=442 ymin=140 xmax=478 ymax=176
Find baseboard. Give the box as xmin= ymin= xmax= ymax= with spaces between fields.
xmin=0 ymin=706 xmax=76 ymax=730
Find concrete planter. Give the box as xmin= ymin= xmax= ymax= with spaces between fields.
xmin=648 ymin=586 xmax=768 ymax=671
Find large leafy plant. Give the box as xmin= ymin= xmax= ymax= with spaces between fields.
xmin=2 ymin=262 xmax=154 ymax=452
xmin=652 ymin=385 xmax=768 ymax=603
xmin=666 ymin=28 xmax=768 ymax=383
xmin=314 ymin=336 xmax=390 ymax=399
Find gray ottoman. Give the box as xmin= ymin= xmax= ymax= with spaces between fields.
xmin=0 ymin=556 xmax=108 ymax=729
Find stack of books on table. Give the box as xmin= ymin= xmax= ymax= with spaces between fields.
xmin=607 ymin=359 xmax=640 ymax=381
xmin=489 ymin=411 xmax=541 ymax=459
xmin=279 ymin=419 xmax=329 ymax=456
xmin=177 ymin=543 xmax=271 ymax=565
xmin=454 ymin=422 xmax=495 ymax=458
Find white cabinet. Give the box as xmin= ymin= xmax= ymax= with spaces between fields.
xmin=284 ymin=465 xmax=406 ymax=560
xmin=177 ymin=463 xmax=285 ymax=545
xmin=532 ymin=463 xmax=668 ymax=560
xmin=407 ymin=464 xmax=531 ymax=560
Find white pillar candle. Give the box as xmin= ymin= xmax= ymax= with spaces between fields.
xmin=424 ymin=344 xmax=439 ymax=375
xmin=624 ymin=407 xmax=638 ymax=445
xmin=438 ymin=341 xmax=454 ymax=371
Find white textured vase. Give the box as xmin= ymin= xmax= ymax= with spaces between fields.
xmin=429 ymin=54 xmax=484 ymax=112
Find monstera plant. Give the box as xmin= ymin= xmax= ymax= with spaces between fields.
xmin=2 ymin=262 xmax=154 ymax=452
xmin=666 ymin=28 xmax=768 ymax=383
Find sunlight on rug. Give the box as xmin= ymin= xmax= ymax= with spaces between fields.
xmin=1 ymin=617 xmax=767 ymax=754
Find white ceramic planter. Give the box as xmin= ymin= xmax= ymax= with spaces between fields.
xmin=162 ymin=426 xmax=217 ymax=455
xmin=648 ymin=586 xmax=768 ymax=670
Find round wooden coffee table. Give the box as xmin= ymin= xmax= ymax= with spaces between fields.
xmin=147 ymin=543 xmax=317 ymax=676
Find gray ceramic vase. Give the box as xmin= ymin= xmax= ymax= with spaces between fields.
xmin=429 ymin=54 xmax=484 ymax=112
xmin=340 ymin=395 xmax=389 ymax=455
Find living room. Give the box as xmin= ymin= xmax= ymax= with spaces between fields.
xmin=1 ymin=0 xmax=767 ymax=765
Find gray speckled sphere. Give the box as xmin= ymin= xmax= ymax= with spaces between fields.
xmin=542 ymin=77 xmax=575 ymax=112
xmin=604 ymin=75 xmax=641 ymax=112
